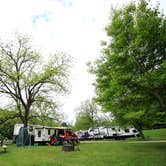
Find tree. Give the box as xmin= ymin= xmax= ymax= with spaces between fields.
xmin=90 ymin=0 xmax=166 ymax=139
xmin=96 ymin=112 xmax=114 ymax=127
xmin=29 ymin=97 xmax=64 ymax=126
xmin=0 ymin=109 xmax=20 ymax=145
xmin=74 ymin=99 xmax=114 ymax=131
xmin=74 ymin=100 xmax=98 ymax=130
xmin=0 ymin=33 xmax=71 ymax=127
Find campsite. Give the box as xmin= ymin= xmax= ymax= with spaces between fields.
xmin=0 ymin=128 xmax=166 ymax=166
xmin=1 ymin=0 xmax=166 ymax=165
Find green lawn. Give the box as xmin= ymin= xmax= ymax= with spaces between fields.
xmin=0 ymin=141 xmax=166 ymax=166
xmin=143 ymin=128 xmax=166 ymax=140
xmin=0 ymin=128 xmax=166 ymax=166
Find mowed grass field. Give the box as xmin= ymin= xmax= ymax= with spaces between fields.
xmin=0 ymin=128 xmax=166 ymax=166
xmin=0 ymin=141 xmax=166 ymax=166
xmin=143 ymin=128 xmax=166 ymax=140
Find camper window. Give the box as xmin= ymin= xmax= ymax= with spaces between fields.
xmin=54 ymin=129 xmax=56 ymax=135
xmin=48 ymin=129 xmax=50 ymax=135
xmin=125 ymin=129 xmax=129 ymax=133
xmin=29 ymin=126 xmax=33 ymax=132
xmin=132 ymin=129 xmax=137 ymax=133
xmin=38 ymin=131 xmax=41 ymax=137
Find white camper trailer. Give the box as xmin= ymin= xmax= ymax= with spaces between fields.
xmin=101 ymin=126 xmax=118 ymax=138
xmin=33 ymin=126 xmax=56 ymax=143
xmin=13 ymin=124 xmax=78 ymax=145
xmin=78 ymin=126 xmax=140 ymax=140
xmin=116 ymin=127 xmax=139 ymax=138
xmin=88 ymin=127 xmax=104 ymax=139
xmin=13 ymin=124 xmax=59 ymax=144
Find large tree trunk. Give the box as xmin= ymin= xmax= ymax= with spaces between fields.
xmin=24 ymin=117 xmax=28 ymax=128
xmin=23 ymin=106 xmax=31 ymax=127
xmin=137 ymin=128 xmax=145 ymax=140
xmin=133 ymin=122 xmax=145 ymax=140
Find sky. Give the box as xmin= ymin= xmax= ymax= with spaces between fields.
xmin=0 ymin=0 xmax=165 ymax=124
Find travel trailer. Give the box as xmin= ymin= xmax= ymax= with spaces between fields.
xmin=75 ymin=130 xmax=89 ymax=140
xmin=75 ymin=126 xmax=139 ymax=140
xmin=97 ymin=126 xmax=118 ymax=138
xmin=13 ymin=124 xmax=78 ymax=145
xmin=116 ymin=127 xmax=139 ymax=138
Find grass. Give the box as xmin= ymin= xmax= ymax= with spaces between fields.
xmin=0 ymin=128 xmax=166 ymax=166
xmin=143 ymin=128 xmax=166 ymax=140
xmin=0 ymin=141 xmax=166 ymax=166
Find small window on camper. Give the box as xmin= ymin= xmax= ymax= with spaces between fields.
xmin=29 ymin=126 xmax=33 ymax=132
xmin=132 ymin=129 xmax=137 ymax=133
xmin=48 ymin=129 xmax=50 ymax=135
xmin=125 ymin=129 xmax=129 ymax=133
xmin=112 ymin=128 xmax=115 ymax=130
xmin=38 ymin=131 xmax=41 ymax=137
xmin=54 ymin=129 xmax=56 ymax=135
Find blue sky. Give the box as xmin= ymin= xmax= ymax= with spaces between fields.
xmin=0 ymin=0 xmax=165 ymax=123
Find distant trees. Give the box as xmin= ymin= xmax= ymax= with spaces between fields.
xmin=0 ymin=33 xmax=71 ymax=127
xmin=74 ymin=99 xmax=113 ymax=130
xmin=90 ymin=0 xmax=166 ymax=139
xmin=74 ymin=100 xmax=98 ymax=130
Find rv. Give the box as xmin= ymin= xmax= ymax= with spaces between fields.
xmin=75 ymin=126 xmax=139 ymax=140
xmin=13 ymin=124 xmax=78 ymax=145
xmin=116 ymin=127 xmax=139 ymax=138
xmin=75 ymin=130 xmax=89 ymax=140
xmin=88 ymin=127 xmax=104 ymax=139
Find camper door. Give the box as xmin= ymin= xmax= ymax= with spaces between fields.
xmin=34 ymin=128 xmax=45 ymax=142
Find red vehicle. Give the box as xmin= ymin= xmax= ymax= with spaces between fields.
xmin=49 ymin=127 xmax=78 ymax=145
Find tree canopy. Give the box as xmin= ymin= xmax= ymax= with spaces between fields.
xmin=90 ymin=0 xmax=166 ymax=138
xmin=74 ymin=99 xmax=98 ymax=130
xmin=0 ymin=33 xmax=71 ymax=127
xmin=74 ymin=99 xmax=113 ymax=131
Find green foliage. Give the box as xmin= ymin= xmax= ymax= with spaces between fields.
xmin=0 ymin=33 xmax=71 ymax=127
xmin=29 ymin=97 xmax=63 ymax=127
xmin=74 ymin=100 xmax=99 ymax=130
xmin=90 ymin=0 xmax=166 ymax=137
xmin=74 ymin=100 xmax=114 ymax=130
xmin=0 ymin=109 xmax=20 ymax=145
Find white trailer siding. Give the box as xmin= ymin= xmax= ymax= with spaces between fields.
xmin=34 ymin=127 xmax=55 ymax=142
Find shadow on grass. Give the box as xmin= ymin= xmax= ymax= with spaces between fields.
xmin=0 ymin=151 xmax=9 ymax=155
